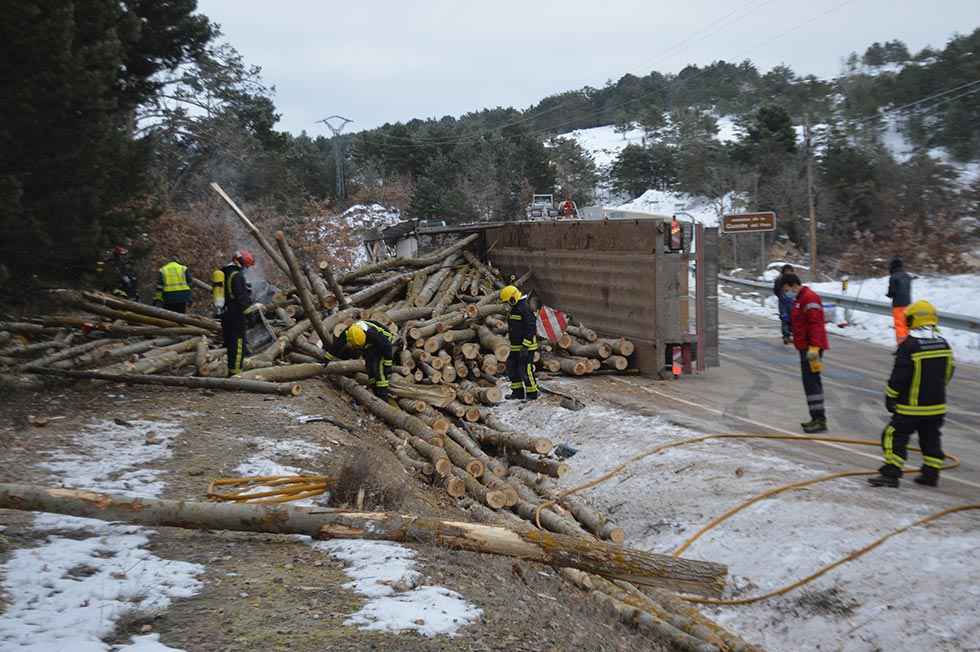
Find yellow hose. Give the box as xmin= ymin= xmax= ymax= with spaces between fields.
xmin=207 ymin=474 xmax=333 ymax=504
xmin=531 ymin=432 xmax=974 ymax=605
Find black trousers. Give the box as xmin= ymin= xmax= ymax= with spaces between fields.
xmin=880 ymin=414 xmax=945 ymax=478
xmin=798 ymin=349 xmax=825 ymax=419
xmin=506 ymin=350 xmax=538 ymax=398
xmin=364 ymin=348 xmax=393 ymax=399
xmin=163 ymin=302 xmax=187 ymax=314
xmin=222 ymin=311 xmax=248 ymax=376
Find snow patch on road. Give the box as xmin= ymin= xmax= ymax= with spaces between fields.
xmin=311 ymin=540 xmax=482 ymax=637
xmin=719 ymin=273 xmax=980 ymax=363
xmin=0 ymin=419 xmax=203 ymax=652
xmin=492 ymin=388 xmax=980 ymax=652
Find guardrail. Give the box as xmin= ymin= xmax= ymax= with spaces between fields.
xmin=718 ymin=274 xmax=980 ymax=334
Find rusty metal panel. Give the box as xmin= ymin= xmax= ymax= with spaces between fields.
xmin=486 ymin=220 xmax=680 ymax=373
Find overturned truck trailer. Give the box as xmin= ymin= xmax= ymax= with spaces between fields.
xmin=413 ymin=218 xmax=719 ymax=376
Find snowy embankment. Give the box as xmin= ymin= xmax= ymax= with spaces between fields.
xmin=721 ymin=272 xmax=980 ymax=363
xmin=494 ymin=388 xmax=980 ymax=652
xmin=0 ymin=419 xmax=203 ymax=652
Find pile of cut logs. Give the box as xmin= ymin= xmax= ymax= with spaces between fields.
xmin=0 ymin=196 xmax=759 ymax=650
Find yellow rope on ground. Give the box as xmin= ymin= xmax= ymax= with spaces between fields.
xmin=207 ymin=475 xmax=333 ymax=504
xmin=680 ymin=504 xmax=980 ymax=606
xmin=533 ymin=432 xmax=959 ymax=529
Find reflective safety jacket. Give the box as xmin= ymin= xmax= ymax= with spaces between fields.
xmin=507 ymin=297 xmax=538 ymax=352
xmin=155 ymin=261 xmax=192 ymax=304
xmin=324 ymin=320 xmax=395 ymax=361
xmin=886 ymin=328 xmax=954 ymax=416
xmin=790 ymin=286 xmax=829 ymax=351
xmin=221 ymin=263 xmax=251 ymax=316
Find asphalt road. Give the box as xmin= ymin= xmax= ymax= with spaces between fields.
xmin=610 ymin=308 xmax=980 ymax=502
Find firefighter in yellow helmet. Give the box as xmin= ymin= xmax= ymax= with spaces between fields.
xmin=868 ymin=300 xmax=955 ymax=488
xmin=324 ymin=320 xmax=396 ymax=401
xmin=500 ymin=285 xmax=539 ymax=400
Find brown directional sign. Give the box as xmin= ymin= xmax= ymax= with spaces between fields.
xmin=722 ymin=212 xmax=776 ymax=234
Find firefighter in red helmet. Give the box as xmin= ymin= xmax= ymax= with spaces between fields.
xmin=216 ymin=250 xmax=256 ymax=376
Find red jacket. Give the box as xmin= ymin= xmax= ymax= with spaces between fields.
xmin=790 ymin=286 xmax=829 ymax=351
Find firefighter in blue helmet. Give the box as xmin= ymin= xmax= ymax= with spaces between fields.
xmin=868 ymin=300 xmax=955 ymax=488
xmin=500 ymin=285 xmax=539 ymax=400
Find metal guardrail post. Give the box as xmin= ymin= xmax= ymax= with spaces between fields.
xmin=718 ymin=275 xmax=980 ymax=334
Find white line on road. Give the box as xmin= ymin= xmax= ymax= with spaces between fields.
xmin=610 ymin=377 xmax=980 ymax=492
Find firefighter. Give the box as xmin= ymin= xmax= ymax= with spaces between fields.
xmin=154 ymin=258 xmax=193 ymax=313
xmin=559 ymin=199 xmax=576 ymax=219
xmin=886 ymin=257 xmax=913 ymax=344
xmin=499 ymin=285 xmax=539 ymax=400
xmin=324 ymin=320 xmax=395 ymax=401
xmin=220 ymin=250 xmax=256 ymax=377
xmin=668 ymin=216 xmax=683 ymax=252
xmin=782 ymin=274 xmax=830 ymax=433
xmin=868 ymin=300 xmax=954 ymax=488
xmin=98 ymin=245 xmax=138 ymax=299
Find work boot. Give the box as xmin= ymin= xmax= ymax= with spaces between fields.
xmin=913 ymin=466 xmax=939 ymax=487
xmin=506 ymin=391 xmax=525 ymax=400
xmin=524 ymin=392 xmax=539 ymax=401
xmin=801 ymin=417 xmax=827 ymax=434
xmin=867 ymin=474 xmax=900 ymax=488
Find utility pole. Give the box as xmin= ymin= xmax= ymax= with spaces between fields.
xmin=805 ymin=116 xmax=817 ymax=280
xmin=316 ymin=115 xmax=354 ymax=200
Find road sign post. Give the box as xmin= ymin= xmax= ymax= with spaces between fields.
xmin=722 ymin=212 xmax=776 ymax=273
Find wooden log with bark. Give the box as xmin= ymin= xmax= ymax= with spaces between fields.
xmin=78 ymin=291 xmax=219 ymax=332
xmin=566 ymin=324 xmax=598 ymax=342
xmin=452 ymin=468 xmax=506 ymax=509
xmin=26 ymin=368 xmax=301 ymax=395
xmin=477 ymin=325 xmax=510 ymax=361
xmin=317 ymin=260 xmax=349 ymax=308
xmin=601 ymin=355 xmax=629 ymax=371
xmin=505 ymin=448 xmax=568 ymax=478
xmin=464 ymin=421 xmax=552 ymax=455
xmin=598 ymin=337 xmax=635 ymax=357
xmin=566 ymin=341 xmax=613 ymax=359
xmin=238 ymin=360 xmax=363 ymax=382
xmin=275 ymin=232 xmax=333 ymax=349
xmin=210 ymin=182 xmax=290 ymax=275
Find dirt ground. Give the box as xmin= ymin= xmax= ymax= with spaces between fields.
xmin=0 ymin=378 xmax=670 ymax=652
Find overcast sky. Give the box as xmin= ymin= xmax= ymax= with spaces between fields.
xmin=196 ymin=0 xmax=979 ymax=136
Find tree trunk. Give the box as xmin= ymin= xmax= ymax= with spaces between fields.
xmin=452 ymin=468 xmax=506 ymax=509
xmin=348 ymin=274 xmax=411 ymax=307
xmin=463 ymin=421 xmax=552 ymax=455
xmin=9 ymin=482 xmax=744 ymax=595
xmin=566 ymin=341 xmax=612 ymax=359
xmin=195 ymin=336 xmax=209 ymax=376
xmin=414 ymin=257 xmax=457 ymax=307
xmin=601 ymin=356 xmax=629 ymax=371
xmin=335 ymin=376 xmax=441 ymax=443
xmin=566 ymin=324 xmax=598 ymax=342
xmin=238 ymin=360 xmax=363 ymax=382
xmin=210 ymin=182 xmax=291 ymax=275
xmin=275 ymin=232 xmax=333 ymax=349
xmin=26 ymin=368 xmax=301 ymax=395
xmin=477 ymin=326 xmax=510 ymax=361
xmin=78 ymin=291 xmax=219 ymax=332
xmin=461 ymin=343 xmax=481 ymax=360
xmin=445 ymin=424 xmax=508 ymax=478
xmin=431 ymin=268 xmax=465 ymax=317
xmin=442 ymin=328 xmax=476 ymax=344
xmin=406 ymin=436 xmax=452 ymax=476
xmin=385 ymin=307 xmax=434 ymax=324
xmin=600 ymin=338 xmax=635 ymax=357
xmin=462 ymin=250 xmax=504 ymax=290
xmin=505 ymin=448 xmax=568 ymax=478
xmin=306 ymin=265 xmax=335 ymax=310
xmin=508 ymin=467 xmax=625 ymax=544
xmin=317 ymin=260 xmax=349 ymax=308
xmin=19 ymin=339 xmax=111 ymax=371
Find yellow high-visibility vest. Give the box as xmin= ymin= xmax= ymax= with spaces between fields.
xmin=160 ymin=262 xmax=190 ymax=294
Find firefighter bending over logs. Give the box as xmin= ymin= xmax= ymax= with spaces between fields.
xmin=324 ymin=320 xmax=396 ymax=403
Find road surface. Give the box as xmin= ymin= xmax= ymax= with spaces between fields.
xmin=604 ymin=307 xmax=980 ymax=502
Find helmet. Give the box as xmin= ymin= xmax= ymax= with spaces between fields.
xmin=905 ymin=300 xmax=938 ymax=330
xmin=113 ymin=245 xmax=128 ymax=257
xmin=499 ymin=285 xmax=522 ymax=305
xmin=347 ymin=321 xmax=368 ymax=347
xmin=234 ymin=249 xmax=256 ymax=268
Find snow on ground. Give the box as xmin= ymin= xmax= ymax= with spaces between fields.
xmin=607 ymin=188 xmax=741 ymax=227
xmin=342 ymin=203 xmax=401 ymax=233
xmin=309 ymin=540 xmax=482 ymax=637
xmin=0 ymin=418 xmax=204 ymax=652
xmin=720 ymin=273 xmax=980 ymax=363
xmin=493 ymin=389 xmax=980 ymax=652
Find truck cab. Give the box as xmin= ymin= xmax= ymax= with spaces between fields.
xmin=525 ymin=194 xmax=559 ymax=220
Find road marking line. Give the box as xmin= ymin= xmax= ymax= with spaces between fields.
xmin=720 ymin=352 xmax=980 ymax=420
xmin=610 ymin=377 xmax=980 ymax=492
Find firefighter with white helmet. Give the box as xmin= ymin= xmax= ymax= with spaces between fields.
xmin=868 ymin=300 xmax=955 ymax=488
xmin=500 ymin=284 xmax=539 ymax=400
